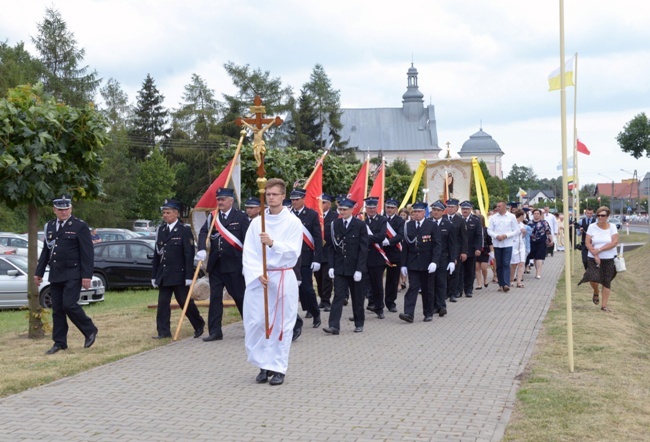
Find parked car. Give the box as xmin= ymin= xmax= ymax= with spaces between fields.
xmin=94 ymin=228 xmax=140 ymax=242
xmin=93 ymin=239 xmax=204 ymax=289
xmin=0 ymin=255 xmax=104 ymax=309
xmin=0 ymin=233 xmax=43 ymax=257
xmin=132 ymin=219 xmax=157 ymax=232
xmin=608 ymin=216 xmax=622 ymax=230
xmin=0 ymin=245 xmax=18 ymax=255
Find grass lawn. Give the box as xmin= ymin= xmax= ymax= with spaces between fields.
xmin=503 ymin=241 xmax=650 ymax=441
xmin=0 ymin=289 xmax=241 ymax=397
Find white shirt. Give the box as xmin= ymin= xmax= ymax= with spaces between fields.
xmin=587 ymin=223 xmax=618 ymax=259
xmin=487 ymin=211 xmax=520 ymax=248
xmin=544 ymin=212 xmax=558 ymax=235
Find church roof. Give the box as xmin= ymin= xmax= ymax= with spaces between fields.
xmin=459 ymin=128 xmax=503 ymax=154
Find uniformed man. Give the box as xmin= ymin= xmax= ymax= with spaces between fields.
xmin=459 ymin=201 xmax=483 ymax=298
xmin=382 ymin=198 xmax=404 ymax=313
xmin=35 ymin=195 xmax=98 ymax=355
xmin=196 ymin=188 xmax=249 ymax=341
xmin=362 ymin=196 xmax=388 ymax=318
xmin=430 ymin=201 xmax=458 ymax=316
xmin=315 ymin=193 xmax=338 ymax=311
xmin=289 ymin=188 xmax=322 ymax=328
xmin=245 ymin=197 xmax=261 ymax=221
xmin=324 ymin=198 xmax=368 ymax=334
xmin=398 ymin=202 xmax=441 ymax=323
xmin=446 ymin=198 xmax=467 ymax=302
xmin=152 ymin=199 xmax=205 ymax=339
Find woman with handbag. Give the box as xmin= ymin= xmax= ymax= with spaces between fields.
xmin=578 ymin=206 xmax=619 ymax=312
xmin=528 ymin=209 xmax=552 ymax=279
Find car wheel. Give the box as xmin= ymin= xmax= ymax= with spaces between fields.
xmin=94 ymin=272 xmax=108 ymax=289
xmin=39 ymin=287 xmax=52 ymax=309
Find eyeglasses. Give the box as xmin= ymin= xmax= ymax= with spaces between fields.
xmin=597 ymin=214 xmax=608 ymax=217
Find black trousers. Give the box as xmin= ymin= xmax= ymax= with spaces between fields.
xmin=433 ymin=260 xmax=449 ymax=311
xmin=315 ymin=262 xmax=332 ymax=306
xmin=403 ymin=269 xmax=435 ymax=318
xmin=329 ymin=274 xmax=364 ymax=329
xmin=461 ymin=255 xmax=476 ymax=295
xmin=156 ymin=285 xmax=204 ymax=337
xmin=384 ymin=264 xmax=401 ymax=309
xmin=581 ymin=244 xmax=589 ymax=270
xmin=367 ymin=265 xmax=385 ymax=313
xmin=49 ymin=279 xmax=96 ymax=347
xmin=208 ymin=270 xmax=245 ymax=335
xmin=447 ymin=262 xmax=461 ymax=298
xmin=299 ymin=266 xmax=321 ymax=318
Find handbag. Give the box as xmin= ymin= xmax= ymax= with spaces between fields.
xmin=546 ymin=236 xmax=554 ymax=248
xmin=614 ymin=244 xmax=626 ymax=272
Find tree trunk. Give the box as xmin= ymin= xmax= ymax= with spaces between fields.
xmin=28 ymin=203 xmax=45 ymax=339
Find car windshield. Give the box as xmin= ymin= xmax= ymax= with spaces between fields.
xmin=3 ymin=255 xmax=28 ymax=272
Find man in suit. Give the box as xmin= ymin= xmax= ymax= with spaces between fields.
xmin=446 ymin=199 xmax=467 ymax=302
xmin=35 ymin=195 xmax=98 ymax=355
xmin=324 ymin=198 xmax=368 ymax=334
xmin=152 ymin=199 xmax=205 ymax=340
xmin=382 ymin=198 xmax=404 ymax=313
xmin=430 ymin=201 xmax=458 ymax=316
xmin=577 ymin=207 xmax=596 ymax=270
xmin=196 ymin=188 xmax=249 ymax=341
xmin=315 ymin=193 xmax=338 ymax=311
xmin=398 ymin=202 xmax=441 ymax=323
xmin=289 ymin=188 xmax=322 ymax=328
xmin=244 ymin=197 xmax=261 ymax=221
xmin=459 ymin=201 xmax=483 ymax=298
xmin=364 ymin=196 xmax=388 ymax=319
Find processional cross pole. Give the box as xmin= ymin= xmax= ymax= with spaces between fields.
xmin=235 ymin=95 xmax=283 ymax=339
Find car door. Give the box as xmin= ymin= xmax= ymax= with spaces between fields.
xmin=0 ymin=259 xmax=27 ymax=308
xmin=95 ymin=243 xmax=130 ymax=287
xmin=125 ymin=242 xmax=155 ymax=286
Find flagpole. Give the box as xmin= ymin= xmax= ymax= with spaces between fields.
xmin=559 ymin=0 xmax=575 ymax=373
xmin=361 ymin=154 xmax=370 ymax=220
xmin=572 ymin=53 xmax=579 ymax=275
xmin=225 ymin=130 xmax=246 ymax=206
xmin=380 ymin=156 xmax=386 ymax=215
xmin=304 ymin=150 xmax=329 ymax=188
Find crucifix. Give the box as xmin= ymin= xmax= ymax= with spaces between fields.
xmin=235 ymin=95 xmax=283 ymax=338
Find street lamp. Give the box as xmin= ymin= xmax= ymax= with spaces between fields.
xmin=598 ymin=173 xmax=615 ymax=213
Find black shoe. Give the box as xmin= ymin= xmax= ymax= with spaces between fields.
xmin=202 ymin=333 xmax=223 ymax=342
xmin=269 ymin=372 xmax=285 ymax=386
xmin=292 ymin=326 xmax=302 ymax=342
xmin=448 ymin=297 xmax=457 ymax=303
xmin=323 ymin=304 xmax=331 ymax=312
xmin=312 ymin=315 xmax=321 ymax=328
xmin=152 ymin=334 xmax=172 ymax=340
xmin=343 ymin=298 xmax=349 ymax=306
xmin=354 ymin=326 xmax=363 ymax=333
xmin=305 ymin=311 xmax=313 ymax=318
xmin=45 ymin=344 xmax=66 ymax=355
xmin=349 ymin=316 xmax=355 ymax=321
xmin=465 ymin=293 xmax=473 ymax=298
xmin=456 ymin=294 xmax=463 ymax=298
xmin=84 ymin=328 xmax=98 ymax=348
xmin=439 ymin=308 xmax=447 ymax=317
xmin=318 ymin=302 xmax=325 ymax=309
xmin=193 ymin=326 xmax=205 ymax=339
xmin=399 ymin=313 xmax=414 ymax=323
xmin=387 ymin=306 xmax=397 ymax=313
xmin=366 ymin=304 xmax=375 ymax=311
xmin=255 ymin=369 xmax=270 ymax=383
xmin=376 ymin=312 xmax=385 ymax=319
xmin=323 ymin=327 xmax=340 ymax=335
xmin=423 ymin=316 xmax=433 ymax=322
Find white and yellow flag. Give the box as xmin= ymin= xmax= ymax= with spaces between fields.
xmin=517 ymin=187 xmax=527 ymax=198
xmin=548 ymin=55 xmax=575 ymax=91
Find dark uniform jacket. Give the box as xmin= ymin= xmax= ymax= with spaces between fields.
xmin=36 ymin=215 xmax=93 ymax=283
xmin=293 ymin=206 xmax=322 ymax=266
xmin=400 ymin=218 xmax=441 ymax=271
xmin=152 ymin=220 xmax=195 ymax=286
xmin=577 ymin=216 xmax=596 ymax=245
xmin=448 ymin=213 xmax=468 ymax=259
xmin=327 ymin=217 xmax=368 ymax=276
xmin=365 ymin=214 xmax=387 ymax=267
xmin=384 ymin=214 xmax=405 ymax=264
xmin=198 ymin=209 xmax=250 ymax=273
xmin=321 ymin=210 xmax=339 ymax=264
xmin=463 ymin=214 xmax=484 ymax=254
xmin=432 ymin=217 xmax=459 ymax=267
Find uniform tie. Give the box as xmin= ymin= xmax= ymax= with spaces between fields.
xmin=57 ymin=220 xmax=63 ymax=232
xmin=344 ymin=219 xmax=349 ymax=229
xmin=221 ymin=212 xmax=227 ymax=222
xmin=416 ymin=221 xmax=421 ymax=231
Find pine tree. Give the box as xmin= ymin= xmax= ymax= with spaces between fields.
xmin=173 ymin=73 xmax=221 ymax=140
xmin=100 ymin=78 xmax=131 ymax=132
xmin=130 ymin=74 xmax=170 ymax=160
xmin=0 ymin=41 xmax=45 ymax=97
xmin=303 ymin=64 xmax=347 ymax=150
xmin=31 ymin=7 xmax=99 ymax=106
xmin=287 ymin=89 xmax=321 ymax=151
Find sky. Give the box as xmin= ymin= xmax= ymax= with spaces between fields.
xmin=3 ymin=0 xmax=650 ymax=186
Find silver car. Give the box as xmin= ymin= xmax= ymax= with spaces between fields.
xmin=0 ymin=233 xmax=43 ymax=257
xmin=0 ymin=255 xmax=105 ymax=309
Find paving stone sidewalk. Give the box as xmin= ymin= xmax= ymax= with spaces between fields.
xmin=0 ymin=255 xmax=565 ymax=441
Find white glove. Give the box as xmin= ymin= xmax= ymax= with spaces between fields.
xmin=447 ymin=262 xmax=456 ymax=274
xmin=151 ymin=279 xmax=158 ymax=288
xmin=382 ymin=239 xmax=390 ymax=247
xmin=311 ymin=262 xmax=321 ymax=272
xmin=428 ymin=262 xmax=437 ymax=273
xmin=297 ymin=280 xmax=302 ymax=286
xmin=401 ymin=266 xmax=408 ymax=277
xmin=185 ymin=279 xmax=192 ymax=286
xmin=195 ymin=250 xmax=206 ymax=261
xmin=328 ymin=268 xmax=334 ymax=279
xmin=353 ymin=271 xmax=362 ymax=282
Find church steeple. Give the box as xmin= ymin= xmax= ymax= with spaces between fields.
xmin=402 ymin=63 xmax=424 ymax=121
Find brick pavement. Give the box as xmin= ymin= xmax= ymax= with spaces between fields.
xmin=0 ymin=255 xmax=564 ymax=441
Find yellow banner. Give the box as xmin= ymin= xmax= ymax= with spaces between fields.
xmin=400 ymin=159 xmax=427 ymax=209
xmin=472 ymin=158 xmax=490 ymax=218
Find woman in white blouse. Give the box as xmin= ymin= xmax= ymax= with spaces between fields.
xmin=578 ymin=206 xmax=619 ymax=312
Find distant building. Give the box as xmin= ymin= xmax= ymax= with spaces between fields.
xmin=525 ymin=189 xmax=556 ymax=206
xmin=595 ymin=180 xmax=640 ymax=213
xmin=458 ymin=128 xmax=504 ymax=179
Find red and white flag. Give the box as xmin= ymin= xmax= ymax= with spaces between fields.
xmin=368 ymin=158 xmax=385 ymax=215
xmin=303 ymin=151 xmax=328 ymax=239
xmin=347 ymin=157 xmax=370 ymax=216
xmin=577 ymin=139 xmax=590 ymax=155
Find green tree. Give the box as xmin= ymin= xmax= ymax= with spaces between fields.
xmin=617 ymin=113 xmax=650 ymax=159
xmin=31 ymin=7 xmax=99 ymax=106
xmin=0 ymin=83 xmax=108 ymax=337
xmin=303 ymin=64 xmax=347 ymax=150
xmin=99 ymin=78 xmax=131 ymax=132
xmin=505 ymin=164 xmax=537 ymax=200
xmin=286 ymin=90 xmax=320 ymax=151
xmin=135 ymin=149 xmax=176 ymax=220
xmin=130 ymin=74 xmax=171 ymax=160
xmin=384 ymin=158 xmax=419 ymax=204
xmin=172 ymin=73 xmax=221 ymax=140
xmin=0 ymin=41 xmax=45 ymax=97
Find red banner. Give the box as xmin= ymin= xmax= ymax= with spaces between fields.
xmin=347 ymin=159 xmax=370 ymax=216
